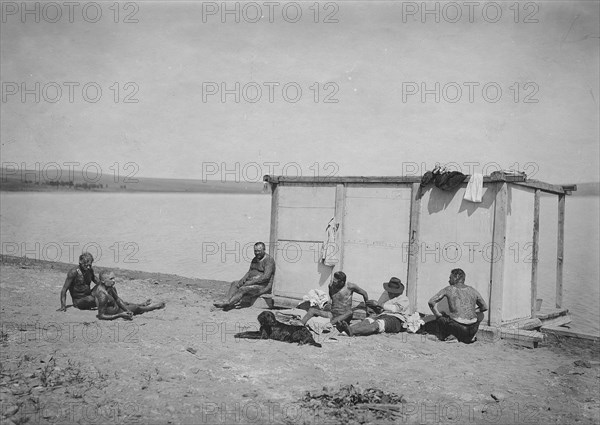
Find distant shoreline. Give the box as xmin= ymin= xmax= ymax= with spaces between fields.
xmin=0 ymin=171 xmax=266 ymax=194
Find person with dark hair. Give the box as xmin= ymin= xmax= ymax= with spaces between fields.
xmin=57 ymin=252 xmax=98 ymax=311
xmin=340 ymin=277 xmax=410 ymax=337
xmin=214 ymin=242 xmax=276 ymax=311
xmin=428 ymin=268 xmax=488 ymax=343
xmin=300 ymin=271 xmax=369 ymax=332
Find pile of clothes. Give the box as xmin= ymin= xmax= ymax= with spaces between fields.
xmin=419 ymin=165 xmax=467 ymax=191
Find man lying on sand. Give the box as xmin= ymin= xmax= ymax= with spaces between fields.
xmin=93 ymin=270 xmax=165 ymax=320
xmin=340 ymin=277 xmax=410 ymax=337
xmin=57 ymin=252 xmax=99 ymax=311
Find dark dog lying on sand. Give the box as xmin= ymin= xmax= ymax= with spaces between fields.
xmin=235 ymin=311 xmax=322 ymax=348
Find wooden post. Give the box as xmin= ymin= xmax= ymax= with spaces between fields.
xmin=489 ymin=183 xmax=508 ymax=326
xmin=407 ymin=183 xmax=421 ymax=314
xmin=531 ymin=189 xmax=540 ymax=318
xmin=556 ymin=194 xmax=565 ymax=308
xmin=334 ymin=184 xmax=346 ymax=272
xmin=268 ymin=183 xmax=279 ymax=266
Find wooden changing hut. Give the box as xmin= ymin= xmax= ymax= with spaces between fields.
xmin=263 ymin=174 xmax=575 ymax=328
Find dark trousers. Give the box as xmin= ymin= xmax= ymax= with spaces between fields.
xmin=435 ymin=312 xmax=484 ymax=343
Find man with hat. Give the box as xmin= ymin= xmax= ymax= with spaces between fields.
xmin=340 ymin=277 xmax=410 ymax=336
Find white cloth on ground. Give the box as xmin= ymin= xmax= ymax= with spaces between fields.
xmin=306 ymin=316 xmax=334 ymax=335
xmin=402 ymin=312 xmax=425 ymax=333
xmin=302 ymin=289 xmax=330 ymax=309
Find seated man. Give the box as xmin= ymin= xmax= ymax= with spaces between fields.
xmin=300 ymin=271 xmax=369 ymax=332
xmin=341 ymin=277 xmax=410 ymax=336
xmin=93 ymin=270 xmax=165 ymax=320
xmin=57 ymin=252 xmax=99 ymax=311
xmin=428 ymin=268 xmax=488 ymax=343
xmin=214 ymin=242 xmax=275 ymax=311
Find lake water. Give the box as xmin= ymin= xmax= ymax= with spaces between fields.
xmin=1 ymin=192 xmax=598 ymax=334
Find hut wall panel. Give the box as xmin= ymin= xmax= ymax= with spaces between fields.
xmin=272 ymin=241 xmax=334 ymax=299
xmin=272 ymin=185 xmax=336 ymax=298
xmin=416 ymin=185 xmax=496 ymax=314
xmin=341 ymin=186 xmax=412 ymax=303
xmin=276 ymin=186 xmax=336 ymax=241
xmin=502 ymin=185 xmax=535 ymax=321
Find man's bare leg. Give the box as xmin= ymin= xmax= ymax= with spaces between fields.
xmin=301 ymin=308 xmax=332 ymax=325
xmin=214 ymin=281 xmax=241 ymax=308
xmin=123 ymin=301 xmax=166 ymax=315
xmin=344 ymin=320 xmax=380 ymax=337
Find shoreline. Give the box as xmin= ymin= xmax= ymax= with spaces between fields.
xmin=0 ymin=254 xmax=230 ymax=292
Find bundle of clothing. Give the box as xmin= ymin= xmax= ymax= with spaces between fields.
xmin=419 ymin=165 xmax=467 ymax=191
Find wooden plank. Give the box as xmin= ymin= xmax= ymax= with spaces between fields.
xmin=334 ymin=184 xmax=346 ymax=273
xmin=479 ymin=325 xmax=545 ymax=347
xmin=271 ymin=295 xmax=306 ymax=310
xmin=539 ymin=314 xmax=572 ymax=328
xmin=541 ymin=325 xmax=600 ymax=342
xmin=489 ymin=183 xmax=508 ymax=326
xmin=263 ymin=175 xmax=526 ymax=185
xmin=269 ymin=184 xmax=279 ymax=258
xmin=535 ymin=307 xmax=570 ymax=320
xmin=556 ymin=194 xmax=565 ymax=308
xmin=265 ymin=176 xmax=422 ymax=184
xmin=500 ymin=328 xmax=545 ymax=348
xmin=502 ymin=318 xmax=543 ymax=330
xmin=514 ymin=180 xmax=573 ymax=195
xmin=407 ymin=183 xmax=421 ymax=314
xmin=531 ymin=189 xmax=540 ymax=318
xmin=269 ymin=183 xmax=279 ymax=298
xmin=263 ymin=175 xmax=576 ymax=196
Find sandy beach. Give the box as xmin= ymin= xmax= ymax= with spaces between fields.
xmin=1 ymin=255 xmax=598 ymax=425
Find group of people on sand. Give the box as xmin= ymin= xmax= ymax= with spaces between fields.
xmin=57 ymin=252 xmax=165 ymax=320
xmin=212 ymin=241 xmax=488 ymax=344
xmin=60 ymin=242 xmax=488 ymax=344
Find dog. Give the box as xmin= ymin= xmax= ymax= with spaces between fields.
xmin=234 ymin=311 xmax=322 ymax=348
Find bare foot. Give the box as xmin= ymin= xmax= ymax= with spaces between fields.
xmin=338 ymin=321 xmax=353 ymax=336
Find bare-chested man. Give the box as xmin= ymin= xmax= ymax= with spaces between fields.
xmin=301 ymin=271 xmax=369 ymax=332
xmin=428 ymin=268 xmax=488 ymax=343
xmin=92 ymin=270 xmax=165 ymax=320
xmin=213 ymin=242 xmax=276 ymax=311
xmin=57 ymin=252 xmax=99 ymax=311
xmin=93 ymin=270 xmax=166 ymax=320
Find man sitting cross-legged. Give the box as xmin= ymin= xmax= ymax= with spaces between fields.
xmin=300 ymin=271 xmax=369 ymax=332
xmin=93 ymin=270 xmax=165 ymax=320
xmin=428 ymin=268 xmax=488 ymax=343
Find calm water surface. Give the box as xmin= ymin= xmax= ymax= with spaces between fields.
xmin=1 ymin=192 xmax=598 ymax=333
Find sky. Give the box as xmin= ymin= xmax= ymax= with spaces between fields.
xmin=1 ymin=0 xmax=599 ymax=184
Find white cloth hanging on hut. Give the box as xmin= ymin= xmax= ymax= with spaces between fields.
xmin=321 ymin=217 xmax=339 ymax=266
xmin=464 ymin=173 xmax=484 ymax=203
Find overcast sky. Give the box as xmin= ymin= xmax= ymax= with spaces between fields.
xmin=1 ymin=0 xmax=599 ymax=183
